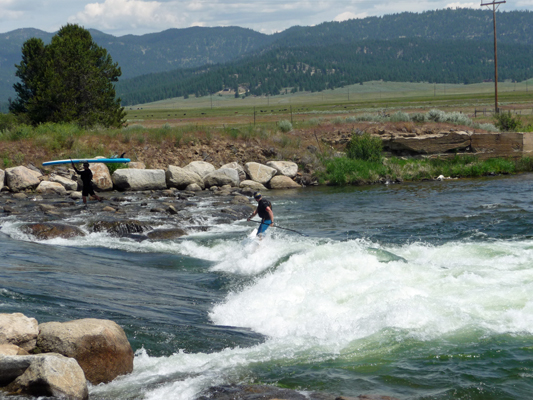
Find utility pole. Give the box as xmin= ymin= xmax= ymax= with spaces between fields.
xmin=481 ymin=0 xmax=506 ymax=113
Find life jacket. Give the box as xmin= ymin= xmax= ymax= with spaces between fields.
xmin=257 ymin=198 xmax=273 ymax=220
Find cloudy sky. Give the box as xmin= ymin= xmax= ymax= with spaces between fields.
xmin=1 ymin=0 xmax=531 ymax=37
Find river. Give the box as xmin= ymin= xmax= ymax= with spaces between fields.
xmin=1 ymin=174 xmax=533 ymax=400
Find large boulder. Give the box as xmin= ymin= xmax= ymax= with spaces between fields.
xmin=2 ymin=353 xmax=88 ymax=400
xmin=89 ymin=163 xmax=113 ymax=191
xmin=221 ymin=162 xmax=246 ymax=181
xmin=112 ymin=169 xmax=166 ymax=191
xmin=0 ymin=313 xmax=38 ymax=352
xmin=49 ymin=174 xmax=77 ymax=191
xmin=36 ymin=181 xmax=67 ymax=196
xmin=37 ymin=319 xmax=134 ymax=385
xmin=166 ymin=165 xmax=205 ymax=190
xmin=244 ymin=162 xmax=277 ymax=184
xmin=204 ymin=168 xmax=240 ymax=188
xmin=183 ymin=161 xmax=216 ymax=178
xmin=239 ymin=180 xmax=268 ymax=191
xmin=268 ymin=176 xmax=302 ymax=189
xmin=266 ymin=161 xmax=299 ymax=178
xmin=0 ymin=168 xmax=4 ymax=191
xmin=5 ymin=166 xmax=41 ymax=192
xmin=21 ymin=223 xmax=86 ymax=240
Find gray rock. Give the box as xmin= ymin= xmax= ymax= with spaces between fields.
xmin=0 ymin=313 xmax=39 ymax=352
xmin=204 ymin=168 xmax=240 ymax=188
xmin=166 ymin=165 xmax=205 ymax=190
xmin=266 ymin=161 xmax=299 ymax=178
xmin=37 ymin=318 xmax=134 ymax=385
xmin=243 ymin=162 xmax=277 ymax=184
xmin=0 ymin=168 xmax=4 ymax=191
xmin=183 ymin=161 xmax=216 ymax=178
xmin=221 ymin=162 xmax=246 ymax=181
xmin=50 ymin=174 xmax=78 ymax=191
xmin=5 ymin=166 xmax=41 ymax=192
xmin=3 ymin=353 xmax=88 ymax=400
xmin=112 ymin=169 xmax=166 ymax=191
xmin=185 ymin=183 xmax=203 ymax=191
xmin=36 ymin=181 xmax=68 ymax=196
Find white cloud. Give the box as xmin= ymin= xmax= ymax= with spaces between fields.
xmin=445 ymin=2 xmax=481 ymax=9
xmin=334 ymin=11 xmax=368 ymax=22
xmin=69 ymin=0 xmax=181 ymax=31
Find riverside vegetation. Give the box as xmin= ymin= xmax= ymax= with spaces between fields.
xmin=1 ymin=107 xmax=533 ymax=187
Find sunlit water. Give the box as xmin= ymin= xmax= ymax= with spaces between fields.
xmin=1 ymin=174 xmax=533 ymax=400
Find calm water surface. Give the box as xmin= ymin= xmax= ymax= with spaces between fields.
xmin=1 ymin=174 xmax=533 ymax=400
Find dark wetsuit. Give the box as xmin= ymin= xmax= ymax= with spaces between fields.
xmin=257 ymin=199 xmax=272 ymax=235
xmin=73 ymin=166 xmax=95 ymax=197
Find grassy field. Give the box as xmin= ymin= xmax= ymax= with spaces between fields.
xmin=125 ymin=79 xmax=533 ymax=128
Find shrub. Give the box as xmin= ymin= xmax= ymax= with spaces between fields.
xmin=278 ymin=120 xmax=293 ymax=132
xmin=493 ymin=111 xmax=521 ymax=132
xmin=346 ymin=131 xmax=383 ymax=162
xmin=390 ymin=111 xmax=410 ymax=122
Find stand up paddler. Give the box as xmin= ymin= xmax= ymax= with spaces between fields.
xmin=248 ymin=192 xmax=274 ymax=237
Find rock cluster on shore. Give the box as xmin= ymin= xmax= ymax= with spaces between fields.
xmin=0 ymin=313 xmax=134 ymax=399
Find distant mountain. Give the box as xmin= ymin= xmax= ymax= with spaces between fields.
xmin=1 ymin=9 xmax=533 ymax=108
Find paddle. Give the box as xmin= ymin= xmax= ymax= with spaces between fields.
xmin=248 ymin=219 xmax=309 ymax=237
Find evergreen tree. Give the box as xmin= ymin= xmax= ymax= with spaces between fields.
xmin=10 ymin=24 xmax=125 ymax=128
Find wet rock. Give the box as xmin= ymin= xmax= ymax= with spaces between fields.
xmin=21 ymin=223 xmax=86 ymax=240
xmin=3 ymin=353 xmax=88 ymax=400
xmin=166 ymin=165 xmax=205 ymax=190
xmin=39 ymin=204 xmax=56 ymax=212
xmin=239 ymin=180 xmax=267 ymax=191
xmin=36 ymin=181 xmax=68 ymax=196
xmin=90 ymin=220 xmax=151 ymax=237
xmin=70 ymin=191 xmax=82 ymax=200
xmin=230 ymin=195 xmax=251 ymax=205
xmin=5 ymin=166 xmax=41 ymax=193
xmin=102 ymin=206 xmax=116 ymax=212
xmin=244 ymin=162 xmax=277 ymax=184
xmin=0 ymin=313 xmax=39 ymax=352
xmin=204 ymin=168 xmax=240 ymax=188
xmin=146 ymin=228 xmax=187 ymax=240
xmin=268 ymin=175 xmax=302 ymax=189
xmin=167 ymin=205 xmax=179 ymax=214
xmin=0 ymin=168 xmax=4 ymax=191
xmin=12 ymin=193 xmax=27 ymax=200
xmin=37 ymin=318 xmax=134 ymax=385
xmin=266 ymin=161 xmax=299 ymax=178
xmin=186 ymin=183 xmax=203 ymax=191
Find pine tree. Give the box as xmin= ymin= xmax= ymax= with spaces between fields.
xmin=10 ymin=24 xmax=126 ymax=128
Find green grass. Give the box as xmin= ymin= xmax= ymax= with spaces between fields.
xmin=320 ymin=155 xmax=533 ymax=185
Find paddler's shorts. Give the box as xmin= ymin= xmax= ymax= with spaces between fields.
xmin=257 ymin=220 xmax=272 ymax=236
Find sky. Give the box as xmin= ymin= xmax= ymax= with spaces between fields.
xmin=1 ymin=0 xmax=531 ymax=37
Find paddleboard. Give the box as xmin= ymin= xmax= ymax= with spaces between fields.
xmin=43 ymin=158 xmax=130 ymax=166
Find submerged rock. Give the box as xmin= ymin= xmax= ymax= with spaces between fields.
xmin=147 ymin=228 xmax=187 ymax=240
xmin=21 ymin=223 xmax=86 ymax=240
xmin=90 ymin=219 xmax=151 ymax=237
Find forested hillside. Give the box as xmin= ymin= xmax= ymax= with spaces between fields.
xmin=1 ymin=9 xmax=533 ymax=109
xmin=116 ymin=38 xmax=533 ymax=105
